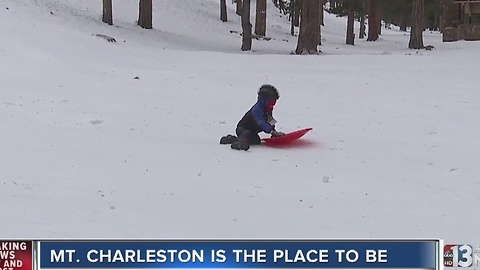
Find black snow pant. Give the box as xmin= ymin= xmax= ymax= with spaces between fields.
xmin=236 ymin=126 xmax=261 ymax=145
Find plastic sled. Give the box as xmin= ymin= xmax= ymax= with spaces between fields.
xmin=262 ymin=128 xmax=313 ymax=145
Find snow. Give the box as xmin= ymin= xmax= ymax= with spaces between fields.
xmin=1 ymin=0 xmax=479 ymax=242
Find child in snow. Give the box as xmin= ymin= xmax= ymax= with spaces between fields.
xmin=220 ymin=84 xmax=286 ymax=151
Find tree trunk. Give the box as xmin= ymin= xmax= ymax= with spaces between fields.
xmin=293 ymin=0 xmax=301 ymax=27
xmin=220 ymin=0 xmax=227 ymax=22
xmin=434 ymin=14 xmax=439 ymax=30
xmin=318 ymin=0 xmax=323 ymax=45
xmin=241 ymin=0 xmax=252 ymax=51
xmin=331 ymin=0 xmax=338 ymax=8
xmin=290 ymin=0 xmax=295 ymax=35
xmin=319 ymin=0 xmax=324 ymax=26
xmin=359 ymin=14 xmax=366 ymax=38
xmin=367 ymin=0 xmax=380 ymax=41
xmin=295 ymin=0 xmax=320 ymax=54
xmin=102 ymin=0 xmax=113 ymax=25
xmin=408 ymin=0 xmax=425 ymax=49
xmin=138 ymin=0 xmax=152 ymax=29
xmin=441 ymin=0 xmax=457 ymax=32
xmin=377 ymin=0 xmax=382 ymax=35
xmin=400 ymin=14 xmax=408 ymax=31
xmin=434 ymin=14 xmax=440 ymax=31
xmin=400 ymin=4 xmax=410 ymax=31
xmin=255 ymin=0 xmax=266 ymax=35
xmin=279 ymin=0 xmax=285 ymax=13
xmin=346 ymin=0 xmax=355 ymax=45
xmin=236 ymin=0 xmax=243 ymax=15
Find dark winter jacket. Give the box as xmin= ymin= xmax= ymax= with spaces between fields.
xmin=237 ymin=98 xmax=275 ymax=134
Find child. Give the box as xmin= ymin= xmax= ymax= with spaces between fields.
xmin=220 ymin=84 xmax=286 ymax=151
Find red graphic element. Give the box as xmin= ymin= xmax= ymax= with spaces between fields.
xmin=262 ymin=128 xmax=313 ymax=145
xmin=444 ymin=244 xmax=456 ymax=267
xmin=0 ymin=241 xmax=32 ymax=270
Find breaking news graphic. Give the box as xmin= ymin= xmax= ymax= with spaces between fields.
xmin=0 ymin=241 xmax=33 ymax=270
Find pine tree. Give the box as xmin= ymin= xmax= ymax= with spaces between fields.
xmin=409 ymin=0 xmax=425 ymax=49
xmin=138 ymin=0 xmax=152 ymax=29
xmin=295 ymin=0 xmax=320 ymax=54
xmin=236 ymin=0 xmax=243 ymax=15
xmin=220 ymin=0 xmax=227 ymax=22
xmin=102 ymin=0 xmax=113 ymax=25
xmin=255 ymin=0 xmax=267 ymax=36
xmin=241 ymin=0 xmax=252 ymax=50
xmin=367 ymin=0 xmax=381 ymax=41
xmin=346 ymin=0 xmax=355 ymax=44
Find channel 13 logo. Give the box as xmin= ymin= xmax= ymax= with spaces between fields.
xmin=444 ymin=244 xmax=480 ymax=267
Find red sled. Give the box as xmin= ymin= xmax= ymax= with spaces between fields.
xmin=262 ymin=128 xmax=313 ymax=145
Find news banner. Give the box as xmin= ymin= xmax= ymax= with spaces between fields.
xmin=1 ymin=239 xmax=479 ymax=270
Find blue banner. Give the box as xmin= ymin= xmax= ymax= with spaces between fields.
xmin=39 ymin=240 xmax=438 ymax=269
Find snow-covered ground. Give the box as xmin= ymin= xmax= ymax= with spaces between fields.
xmin=1 ymin=0 xmax=479 ymax=242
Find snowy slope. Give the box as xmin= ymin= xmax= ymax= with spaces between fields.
xmin=1 ymin=0 xmax=480 ymax=242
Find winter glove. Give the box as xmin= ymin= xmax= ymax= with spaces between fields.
xmin=271 ymin=130 xmax=286 ymax=137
